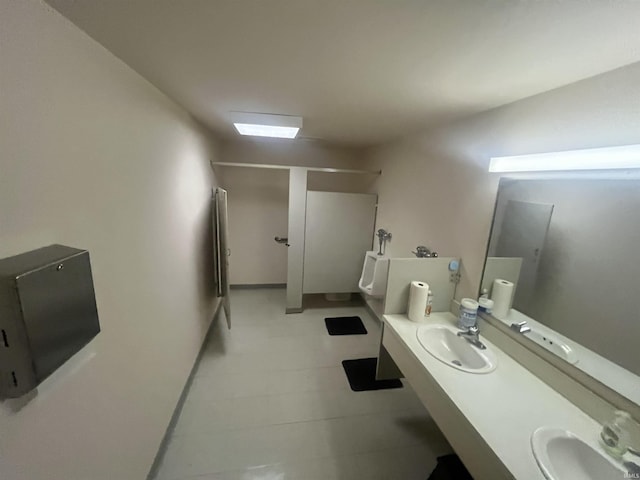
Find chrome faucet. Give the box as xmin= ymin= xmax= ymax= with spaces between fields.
xmin=412 ymin=246 xmax=437 ymax=258
xmin=510 ymin=321 xmax=531 ymax=334
xmin=457 ymin=325 xmax=487 ymax=350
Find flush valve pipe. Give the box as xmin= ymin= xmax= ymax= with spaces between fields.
xmin=376 ymin=229 xmax=392 ymax=256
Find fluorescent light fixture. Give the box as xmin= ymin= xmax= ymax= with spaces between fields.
xmin=234 ymin=124 xmax=299 ymax=138
xmin=231 ymin=112 xmax=302 ymax=139
xmin=489 ymin=144 xmax=640 ymax=173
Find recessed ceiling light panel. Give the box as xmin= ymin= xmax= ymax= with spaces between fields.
xmin=234 ymin=124 xmax=299 ymax=138
xmin=230 ymin=112 xmax=302 ymax=139
xmin=489 ymin=144 xmax=640 ymax=173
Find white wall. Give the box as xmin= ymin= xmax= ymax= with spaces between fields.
xmin=365 ymin=61 xmax=640 ymax=301
xmin=217 ymin=140 xmax=374 ymax=285
xmin=0 ymin=1 xmax=219 ymax=478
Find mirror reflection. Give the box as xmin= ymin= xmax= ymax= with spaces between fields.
xmin=482 ymin=177 xmax=640 ymax=406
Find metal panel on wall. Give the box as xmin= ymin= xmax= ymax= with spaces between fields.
xmin=0 ymin=245 xmax=100 ymax=398
xmin=213 ymin=188 xmax=231 ymax=328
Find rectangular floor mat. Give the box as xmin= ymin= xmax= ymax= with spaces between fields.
xmin=427 ymin=454 xmax=473 ymax=480
xmin=341 ymin=357 xmax=403 ymax=392
xmin=325 ymin=316 xmax=367 ymax=335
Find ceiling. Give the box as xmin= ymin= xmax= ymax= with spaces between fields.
xmin=46 ymin=0 xmax=640 ymax=147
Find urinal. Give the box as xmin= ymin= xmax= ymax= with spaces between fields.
xmin=358 ymin=251 xmax=390 ymax=298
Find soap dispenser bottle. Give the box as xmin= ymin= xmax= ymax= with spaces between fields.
xmin=600 ymin=410 xmax=636 ymax=458
xmin=425 ymin=290 xmax=433 ymax=317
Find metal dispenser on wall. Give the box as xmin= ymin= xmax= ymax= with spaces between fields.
xmin=0 ymin=245 xmax=101 ymax=398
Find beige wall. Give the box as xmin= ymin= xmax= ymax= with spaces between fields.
xmin=365 ymin=61 xmax=640 ymax=301
xmin=0 ymin=1 xmax=219 ymax=479
xmin=217 ymin=140 xmax=374 ymax=285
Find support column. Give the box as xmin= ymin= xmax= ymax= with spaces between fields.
xmin=286 ymin=167 xmax=307 ymax=313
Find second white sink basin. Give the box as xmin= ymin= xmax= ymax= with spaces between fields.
xmin=416 ymin=324 xmax=497 ymax=374
xmin=531 ymin=427 xmax=626 ymax=480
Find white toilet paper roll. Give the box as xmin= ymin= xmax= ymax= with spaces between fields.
xmin=408 ymin=281 xmax=429 ymax=323
xmin=491 ymin=278 xmax=514 ymax=318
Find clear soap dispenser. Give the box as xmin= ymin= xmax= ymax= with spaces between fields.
xmin=425 ymin=290 xmax=433 ymax=317
xmin=600 ymin=410 xmax=638 ymax=458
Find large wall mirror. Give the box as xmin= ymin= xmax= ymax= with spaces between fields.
xmin=481 ymin=177 xmax=640 ymax=409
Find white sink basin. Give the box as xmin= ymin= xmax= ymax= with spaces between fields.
xmin=531 ymin=427 xmax=626 ymax=480
xmin=416 ymin=324 xmax=497 ymax=373
xmin=524 ymin=330 xmax=578 ymax=364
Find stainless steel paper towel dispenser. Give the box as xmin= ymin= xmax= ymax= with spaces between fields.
xmin=0 ymin=245 xmax=100 ymax=398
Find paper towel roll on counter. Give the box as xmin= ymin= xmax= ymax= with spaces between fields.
xmin=408 ymin=281 xmax=429 ymax=322
xmin=491 ymin=278 xmax=514 ymax=318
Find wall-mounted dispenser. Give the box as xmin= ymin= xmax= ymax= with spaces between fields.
xmin=0 ymin=245 xmax=100 ymax=399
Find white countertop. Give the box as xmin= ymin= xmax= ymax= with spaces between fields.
xmin=383 ymin=312 xmax=618 ymax=480
xmin=498 ymin=308 xmax=640 ymax=408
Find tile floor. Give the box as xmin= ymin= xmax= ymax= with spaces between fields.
xmin=155 ymin=288 xmax=452 ymax=480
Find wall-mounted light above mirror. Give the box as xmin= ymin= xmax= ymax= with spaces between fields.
xmin=489 ymin=144 xmax=640 ymax=173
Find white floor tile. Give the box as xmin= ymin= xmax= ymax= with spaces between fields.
xmin=187 ymin=366 xmax=349 ymax=401
xmin=155 ymin=289 xmax=452 ymax=480
xmin=170 ymin=444 xmax=441 ymax=480
xmin=175 ymin=385 xmax=425 ymax=434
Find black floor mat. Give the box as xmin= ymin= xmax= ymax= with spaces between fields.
xmin=341 ymin=357 xmax=403 ymax=392
xmin=427 ymin=454 xmax=474 ymax=480
xmin=325 ymin=316 xmax=367 ymax=335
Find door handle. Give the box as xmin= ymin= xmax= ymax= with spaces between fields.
xmin=274 ymin=236 xmax=290 ymax=247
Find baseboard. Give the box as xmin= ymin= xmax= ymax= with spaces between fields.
xmin=146 ymin=298 xmax=223 ymax=480
xmin=230 ymin=283 xmax=286 ymax=289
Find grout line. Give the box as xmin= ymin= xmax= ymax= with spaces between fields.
xmin=169 ymin=406 xmax=428 ymax=439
